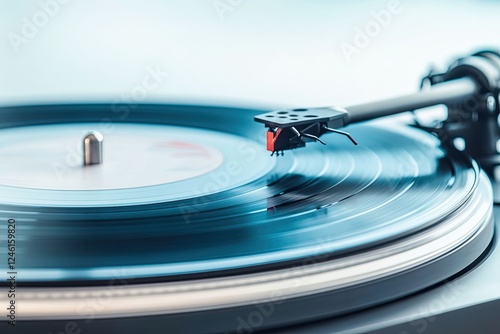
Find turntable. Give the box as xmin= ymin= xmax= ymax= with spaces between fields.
xmin=0 ymin=51 xmax=499 ymax=334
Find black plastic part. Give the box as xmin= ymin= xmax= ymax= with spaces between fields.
xmin=254 ymin=107 xmax=349 ymax=128
xmin=438 ymin=51 xmax=500 ymax=178
xmin=255 ymin=107 xmax=350 ymax=152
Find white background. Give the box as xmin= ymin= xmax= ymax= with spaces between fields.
xmin=1 ymin=0 xmax=499 ymax=109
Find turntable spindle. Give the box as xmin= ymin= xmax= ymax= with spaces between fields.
xmin=83 ymin=131 xmax=103 ymax=165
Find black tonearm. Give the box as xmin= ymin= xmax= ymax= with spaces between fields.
xmin=254 ymin=50 xmax=500 ymax=173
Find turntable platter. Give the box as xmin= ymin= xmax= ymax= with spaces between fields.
xmin=0 ymin=104 xmax=493 ymax=333
xmin=0 ymin=103 xmax=486 ymax=282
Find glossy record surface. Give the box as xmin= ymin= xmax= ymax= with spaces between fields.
xmin=0 ymin=104 xmax=478 ymax=284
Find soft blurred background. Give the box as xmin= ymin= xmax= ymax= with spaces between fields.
xmin=0 ymin=0 xmax=499 ymax=109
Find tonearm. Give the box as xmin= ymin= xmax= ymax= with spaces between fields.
xmin=254 ymin=50 xmax=500 ymax=175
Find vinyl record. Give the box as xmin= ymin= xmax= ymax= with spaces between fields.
xmin=0 ymin=104 xmax=493 ymax=333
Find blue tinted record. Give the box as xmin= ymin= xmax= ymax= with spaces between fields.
xmin=0 ymin=104 xmax=486 ymax=284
